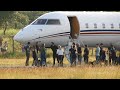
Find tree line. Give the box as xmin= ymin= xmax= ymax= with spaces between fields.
xmin=0 ymin=11 xmax=49 ymax=35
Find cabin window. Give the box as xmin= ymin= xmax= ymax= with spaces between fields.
xmin=46 ymin=19 xmax=61 ymax=25
xmin=32 ymin=19 xmax=47 ymax=25
xmin=102 ymin=23 xmax=105 ymax=28
xmin=111 ymin=24 xmax=114 ymax=28
xmin=85 ymin=23 xmax=89 ymax=28
xmin=94 ymin=23 xmax=97 ymax=28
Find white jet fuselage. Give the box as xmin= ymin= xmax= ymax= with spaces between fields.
xmin=14 ymin=11 xmax=120 ymax=49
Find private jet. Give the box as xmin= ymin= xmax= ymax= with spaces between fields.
xmin=14 ymin=11 xmax=120 ymax=49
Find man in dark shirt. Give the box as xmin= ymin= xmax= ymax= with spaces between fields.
xmin=40 ymin=43 xmax=47 ymax=66
xmin=50 ymin=42 xmax=58 ymax=66
xmin=83 ymin=45 xmax=89 ymax=64
xmin=32 ymin=46 xmax=38 ymax=66
xmin=111 ymin=45 xmax=116 ymax=65
xmin=108 ymin=44 xmax=112 ymax=65
xmin=77 ymin=44 xmax=82 ymax=65
xmin=100 ymin=43 xmax=103 ymax=61
xmin=24 ymin=42 xmax=31 ymax=66
xmin=36 ymin=42 xmax=39 ymax=54
xmin=70 ymin=45 xmax=77 ymax=66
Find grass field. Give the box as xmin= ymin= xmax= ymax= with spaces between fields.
xmin=0 ymin=58 xmax=120 ymax=79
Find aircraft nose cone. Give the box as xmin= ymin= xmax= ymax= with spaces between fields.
xmin=13 ymin=35 xmax=18 ymax=41
xmin=14 ymin=34 xmax=22 ymax=42
xmin=13 ymin=35 xmax=16 ymax=40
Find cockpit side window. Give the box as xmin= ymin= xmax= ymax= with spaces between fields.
xmin=46 ymin=19 xmax=61 ymax=25
xmin=32 ymin=19 xmax=47 ymax=25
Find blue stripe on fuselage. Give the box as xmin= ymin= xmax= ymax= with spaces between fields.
xmin=31 ymin=29 xmax=120 ymax=41
xmin=81 ymin=29 xmax=120 ymax=32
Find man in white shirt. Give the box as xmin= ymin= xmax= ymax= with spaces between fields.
xmin=95 ymin=44 xmax=100 ymax=64
xmin=57 ymin=45 xmax=64 ymax=67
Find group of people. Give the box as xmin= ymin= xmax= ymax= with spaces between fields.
xmin=68 ymin=43 xmax=89 ymax=66
xmin=24 ymin=42 xmax=47 ymax=66
xmin=67 ymin=42 xmax=120 ymax=66
xmin=23 ymin=41 xmax=120 ymax=67
xmin=51 ymin=42 xmax=64 ymax=67
xmin=95 ymin=43 xmax=120 ymax=65
xmin=24 ymin=42 xmax=64 ymax=67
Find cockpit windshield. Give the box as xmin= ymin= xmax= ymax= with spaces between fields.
xmin=32 ymin=19 xmax=61 ymax=25
xmin=32 ymin=19 xmax=47 ymax=25
xmin=46 ymin=19 xmax=61 ymax=25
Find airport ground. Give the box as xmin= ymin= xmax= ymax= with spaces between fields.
xmin=0 ymin=57 xmax=120 ymax=79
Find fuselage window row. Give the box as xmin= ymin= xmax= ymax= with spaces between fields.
xmin=84 ymin=23 xmax=120 ymax=29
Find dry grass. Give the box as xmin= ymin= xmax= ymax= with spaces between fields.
xmin=0 ymin=57 xmax=120 ymax=79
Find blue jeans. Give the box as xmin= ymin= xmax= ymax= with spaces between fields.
xmin=70 ymin=54 xmax=72 ymax=64
xmin=40 ymin=53 xmax=47 ymax=66
xmin=96 ymin=56 xmax=100 ymax=64
xmin=78 ymin=55 xmax=82 ymax=64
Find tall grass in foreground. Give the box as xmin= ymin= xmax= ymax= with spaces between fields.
xmin=0 ymin=58 xmax=120 ymax=79
xmin=0 ymin=65 xmax=120 ymax=79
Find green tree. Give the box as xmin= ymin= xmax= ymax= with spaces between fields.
xmin=11 ymin=11 xmax=49 ymax=29
xmin=0 ymin=11 xmax=50 ymax=35
xmin=18 ymin=11 xmax=49 ymax=23
xmin=0 ymin=11 xmax=15 ymax=35
xmin=12 ymin=11 xmax=29 ymax=29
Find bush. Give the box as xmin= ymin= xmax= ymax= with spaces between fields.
xmin=0 ymin=52 xmax=26 ymax=59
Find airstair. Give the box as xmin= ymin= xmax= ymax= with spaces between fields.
xmin=64 ymin=34 xmax=85 ymax=63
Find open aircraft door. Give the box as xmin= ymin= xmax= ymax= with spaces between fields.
xmin=67 ymin=16 xmax=80 ymax=39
